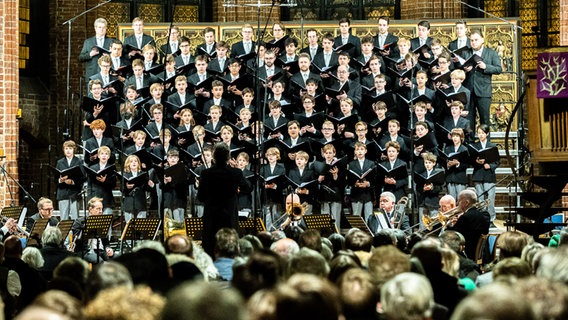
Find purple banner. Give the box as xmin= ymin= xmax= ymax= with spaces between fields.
xmin=537 ymin=52 xmax=568 ymax=99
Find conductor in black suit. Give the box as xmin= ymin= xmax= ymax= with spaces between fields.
xmin=197 ymin=143 xmax=252 ymax=256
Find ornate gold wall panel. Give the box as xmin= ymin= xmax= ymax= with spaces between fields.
xmin=106 ymin=3 xmax=131 ymax=38
xmin=138 ymin=4 xmax=163 ymax=23
xmin=173 ymin=5 xmax=198 ymax=23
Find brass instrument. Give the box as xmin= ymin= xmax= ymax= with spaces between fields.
xmin=164 ymin=211 xmax=186 ymax=239
xmin=421 ymin=199 xmax=490 ymax=231
xmin=394 ymin=196 xmax=409 ymax=229
xmin=277 ymin=202 xmax=308 ymax=231
xmin=1 ymin=215 xmax=29 ymax=237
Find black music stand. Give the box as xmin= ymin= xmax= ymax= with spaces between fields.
xmin=2 ymin=206 xmax=27 ymax=229
xmin=184 ymin=217 xmax=203 ymax=240
xmin=57 ymin=220 xmax=74 ymax=247
xmin=238 ymin=218 xmax=265 ymax=237
xmin=304 ymin=214 xmax=337 ymax=237
xmin=120 ymin=218 xmax=162 ymax=254
xmin=84 ymin=215 xmax=113 ymax=263
xmin=30 ymin=218 xmax=50 ymax=241
xmin=342 ymin=215 xmax=373 ymax=235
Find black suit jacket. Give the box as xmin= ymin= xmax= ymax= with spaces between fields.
xmin=230 ymin=41 xmax=256 ymax=59
xmin=207 ymin=58 xmax=229 ymax=75
xmin=347 ymin=158 xmax=376 ymax=203
xmin=121 ymin=171 xmax=149 ymax=213
xmin=159 ymin=42 xmax=181 ymax=63
xmin=373 ymin=33 xmax=399 ymax=57
xmin=87 ymin=162 xmax=116 ymax=209
xmin=463 ymin=47 xmax=502 ymax=97
xmin=448 ymin=207 xmax=490 ymax=259
xmin=300 ymin=45 xmax=323 ymax=60
xmin=198 ymin=164 xmax=251 ymax=256
xmin=334 ymin=34 xmax=361 ymax=59
xmin=410 ymin=37 xmax=433 ymax=53
xmin=84 ymin=136 xmax=115 ymax=166
xmin=287 ymin=166 xmax=316 ymax=204
xmin=312 ymin=51 xmax=339 ymax=69
xmin=89 ymin=72 xmax=121 ymax=98
xmin=470 ymin=141 xmax=499 ymax=183
xmin=448 ymin=38 xmax=471 ymax=51
xmin=259 ymin=163 xmax=286 ymax=203
xmin=195 ymin=41 xmax=217 ymax=57
xmin=123 ymin=34 xmax=156 ymax=51
xmin=444 ymin=144 xmax=469 ymax=184
xmin=123 ymin=73 xmax=159 ymax=96
xmin=55 ymin=156 xmax=85 ymax=201
xmin=79 ymin=36 xmax=115 ymax=79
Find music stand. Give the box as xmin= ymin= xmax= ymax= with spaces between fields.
xmin=304 ymin=214 xmax=337 ymax=237
xmin=57 ymin=220 xmax=74 ymax=247
xmin=30 ymin=218 xmax=50 ymax=239
xmin=84 ymin=215 xmax=113 ymax=263
xmin=184 ymin=217 xmax=203 ymax=240
xmin=1 ymin=206 xmax=27 ymax=226
xmin=120 ymin=218 xmax=162 ymax=253
xmin=238 ymin=218 xmax=265 ymax=237
xmin=342 ymin=215 xmax=373 ymax=235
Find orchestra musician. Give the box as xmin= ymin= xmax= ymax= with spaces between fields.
xmin=445 ymin=189 xmax=490 ymax=259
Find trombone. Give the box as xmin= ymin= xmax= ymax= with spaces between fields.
xmin=419 ymin=199 xmax=490 ymax=234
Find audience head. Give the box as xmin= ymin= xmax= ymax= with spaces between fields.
xmin=497 ymin=231 xmax=533 ymax=259
xmin=345 ymin=229 xmax=372 ymax=252
xmin=271 ymin=238 xmax=300 ymax=259
xmin=215 ymin=228 xmax=240 ymax=259
xmin=381 ymin=272 xmax=434 ymax=320
xmin=289 ymin=247 xmax=330 ymax=277
xmin=165 ymin=234 xmax=194 ymax=258
xmin=85 ymin=285 xmax=165 ymax=320
xmin=161 ymin=281 xmax=247 ymax=320
xmin=451 ymin=282 xmax=536 ymax=320
xmin=86 ymin=261 xmax=133 ymax=302
xmin=338 ymin=268 xmax=379 ymax=319
xmin=368 ymin=245 xmax=410 ymax=287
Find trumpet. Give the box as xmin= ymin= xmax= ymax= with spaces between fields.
xmin=1 ymin=215 xmax=30 ymax=237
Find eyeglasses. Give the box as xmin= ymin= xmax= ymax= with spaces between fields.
xmin=41 ymin=207 xmax=54 ymax=211
xmin=337 ymin=70 xmax=348 ymax=74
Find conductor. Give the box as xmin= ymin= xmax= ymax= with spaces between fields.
xmin=197 ymin=143 xmax=251 ymax=256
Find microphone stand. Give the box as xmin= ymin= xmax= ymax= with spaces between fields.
xmin=62 ymin=0 xmax=112 ymax=141
xmin=223 ymin=0 xmax=296 ymax=236
xmin=0 ymin=159 xmax=37 ymax=207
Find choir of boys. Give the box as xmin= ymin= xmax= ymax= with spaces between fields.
xmin=64 ymin=17 xmax=502 ymax=231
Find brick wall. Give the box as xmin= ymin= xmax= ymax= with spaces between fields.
xmin=0 ymin=0 xmax=20 ymax=206
xmin=400 ymin=0 xmax=464 ymax=20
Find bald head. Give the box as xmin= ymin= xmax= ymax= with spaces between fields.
xmin=270 ymin=238 xmax=300 ymax=259
xmin=285 ymin=193 xmax=301 ymax=210
xmin=457 ymin=189 xmax=477 ymax=211
xmin=439 ymin=195 xmax=456 ymax=213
